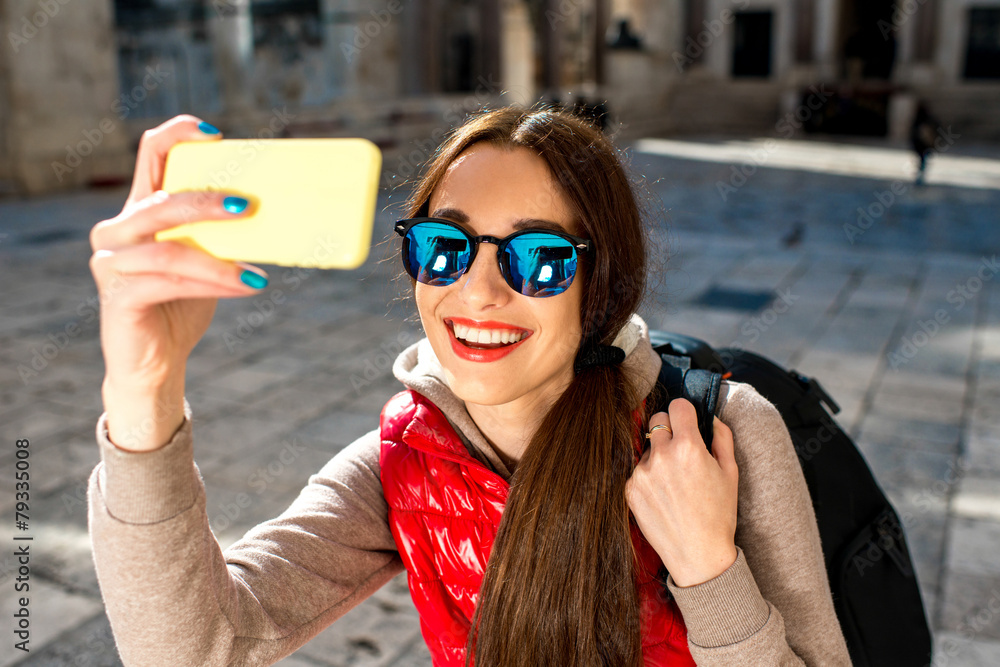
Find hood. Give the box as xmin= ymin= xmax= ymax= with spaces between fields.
xmin=391 ymin=314 xmax=662 ymax=481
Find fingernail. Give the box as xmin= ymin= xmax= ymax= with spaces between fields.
xmin=198 ymin=121 xmax=221 ymax=135
xmin=240 ymin=270 xmax=268 ymax=289
xmin=223 ymin=196 xmax=249 ymax=214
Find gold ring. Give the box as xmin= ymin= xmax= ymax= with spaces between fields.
xmin=645 ymin=424 xmax=673 ymax=439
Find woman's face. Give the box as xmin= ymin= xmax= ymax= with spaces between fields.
xmin=415 ymin=143 xmax=585 ymax=407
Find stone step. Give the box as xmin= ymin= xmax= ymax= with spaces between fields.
xmin=665 ymin=81 xmax=783 ymax=134
xmin=916 ymin=86 xmax=1000 ymax=140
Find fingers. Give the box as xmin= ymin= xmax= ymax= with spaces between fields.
xmin=666 ymin=398 xmax=700 ymax=441
xmin=127 ymin=115 xmax=221 ymax=206
xmin=646 ymin=399 xmax=698 ymax=448
xmin=90 ymin=241 xmax=267 ymax=307
xmin=647 ymin=410 xmax=673 ymax=436
xmin=647 ymin=399 xmax=733 ymax=471
xmin=710 ymin=416 xmax=738 ymax=479
xmin=92 ymin=190 xmax=253 ymax=252
xmin=105 ymin=272 xmax=256 ymax=310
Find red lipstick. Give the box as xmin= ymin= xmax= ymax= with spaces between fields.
xmin=445 ymin=317 xmax=532 ymax=363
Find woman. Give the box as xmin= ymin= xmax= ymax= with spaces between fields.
xmin=87 ymin=107 xmax=851 ymax=666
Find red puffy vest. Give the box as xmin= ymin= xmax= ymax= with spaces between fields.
xmin=379 ymin=390 xmax=696 ymax=666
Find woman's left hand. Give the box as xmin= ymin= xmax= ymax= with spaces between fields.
xmin=625 ymin=398 xmax=739 ymax=587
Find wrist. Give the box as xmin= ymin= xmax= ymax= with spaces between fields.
xmin=102 ymin=373 xmax=187 ymax=452
xmin=666 ymin=543 xmax=739 ymax=588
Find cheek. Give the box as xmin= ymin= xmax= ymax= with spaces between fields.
xmin=568 ymin=277 xmax=586 ymax=331
xmin=414 ymin=283 xmax=440 ymax=328
xmin=543 ymin=289 xmax=585 ymax=357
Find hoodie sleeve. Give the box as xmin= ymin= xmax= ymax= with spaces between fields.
xmin=666 ymin=382 xmax=851 ymax=666
xmin=88 ymin=400 xmax=404 ymax=667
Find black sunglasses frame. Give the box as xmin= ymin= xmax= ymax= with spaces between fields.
xmin=394 ymin=217 xmax=593 ymax=295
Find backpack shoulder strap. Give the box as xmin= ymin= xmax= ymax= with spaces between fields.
xmin=654 ymin=352 xmax=723 ymax=452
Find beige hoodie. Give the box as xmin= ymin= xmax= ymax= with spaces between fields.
xmin=88 ymin=316 xmax=851 ymax=666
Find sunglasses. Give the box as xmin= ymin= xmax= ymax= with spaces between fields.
xmin=394 ymin=217 xmax=593 ymax=298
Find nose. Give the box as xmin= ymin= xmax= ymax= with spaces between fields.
xmin=458 ymin=242 xmax=510 ymax=308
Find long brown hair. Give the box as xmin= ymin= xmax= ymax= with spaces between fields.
xmin=404 ymin=106 xmax=650 ymax=666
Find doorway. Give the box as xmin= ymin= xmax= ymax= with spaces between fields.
xmin=732 ymin=11 xmax=773 ymax=77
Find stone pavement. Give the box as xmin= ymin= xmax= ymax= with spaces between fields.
xmin=0 ymin=136 xmax=999 ymax=666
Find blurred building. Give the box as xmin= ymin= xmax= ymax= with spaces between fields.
xmin=648 ymin=0 xmax=1000 ymax=139
xmin=0 ymin=0 xmax=997 ymax=195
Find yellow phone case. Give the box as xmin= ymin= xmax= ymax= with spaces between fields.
xmin=156 ymin=138 xmax=381 ymax=269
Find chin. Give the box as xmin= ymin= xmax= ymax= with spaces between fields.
xmin=441 ymin=366 xmax=522 ymax=406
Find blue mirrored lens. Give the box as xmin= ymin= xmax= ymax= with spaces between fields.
xmin=405 ymin=223 xmax=471 ymax=286
xmin=503 ymin=233 xmax=578 ymax=297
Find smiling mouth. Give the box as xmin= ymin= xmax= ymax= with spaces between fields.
xmin=446 ymin=319 xmax=532 ymax=350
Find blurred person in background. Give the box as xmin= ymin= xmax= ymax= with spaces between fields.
xmin=911 ymin=102 xmax=941 ymax=186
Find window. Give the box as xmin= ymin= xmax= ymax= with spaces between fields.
xmin=113 ymin=0 xmax=216 ymax=118
xmin=249 ymin=0 xmax=330 ymax=107
xmin=964 ymin=7 xmax=1000 ymax=79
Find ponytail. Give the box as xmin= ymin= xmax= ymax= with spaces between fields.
xmin=466 ymin=360 xmax=645 ymax=666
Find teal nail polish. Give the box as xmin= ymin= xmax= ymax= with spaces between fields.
xmin=223 ymin=196 xmax=249 ymax=214
xmin=240 ymin=270 xmax=268 ymax=289
xmin=198 ymin=121 xmax=221 ymax=134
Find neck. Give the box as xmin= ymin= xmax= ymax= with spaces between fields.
xmin=465 ymin=403 xmax=532 ymax=472
xmin=465 ymin=372 xmax=572 ymax=473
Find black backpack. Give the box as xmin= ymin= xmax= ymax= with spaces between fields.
xmin=647 ymin=330 xmax=933 ymax=667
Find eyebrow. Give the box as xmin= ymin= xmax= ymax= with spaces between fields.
xmin=430 ymin=207 xmax=570 ymax=233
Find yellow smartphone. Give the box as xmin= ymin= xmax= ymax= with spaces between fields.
xmin=155 ymin=138 xmax=381 ymax=269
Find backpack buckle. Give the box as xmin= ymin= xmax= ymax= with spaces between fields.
xmin=875 ymin=512 xmax=914 ymax=578
xmin=789 ymin=370 xmax=841 ymax=415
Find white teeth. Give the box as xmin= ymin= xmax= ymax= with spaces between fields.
xmin=451 ymin=323 xmax=526 ymax=345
